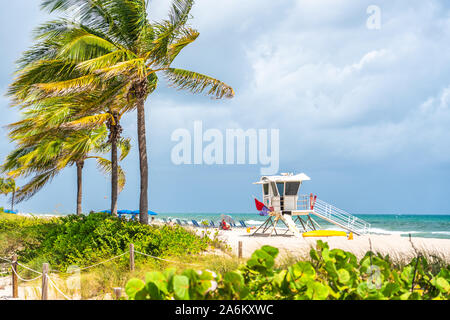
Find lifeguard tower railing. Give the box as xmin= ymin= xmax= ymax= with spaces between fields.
xmin=297 ymin=195 xmax=371 ymax=235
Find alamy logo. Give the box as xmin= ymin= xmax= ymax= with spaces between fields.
xmin=171 ymin=121 xmax=280 ymax=175
xmin=367 ymin=5 xmax=381 ymax=30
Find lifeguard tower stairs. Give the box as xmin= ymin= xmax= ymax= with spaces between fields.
xmin=253 ymin=173 xmax=371 ymax=237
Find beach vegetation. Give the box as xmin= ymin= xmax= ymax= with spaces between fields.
xmin=126 ymin=240 xmax=450 ymax=300
xmin=0 ymin=212 xmax=216 ymax=273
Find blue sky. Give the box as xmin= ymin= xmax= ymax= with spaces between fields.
xmin=1 ymin=0 xmax=450 ymax=215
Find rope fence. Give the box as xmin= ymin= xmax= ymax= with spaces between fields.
xmin=11 ymin=267 xmax=42 ymax=282
xmin=68 ymin=253 xmax=128 ymax=273
xmin=0 ymin=241 xmax=218 ymax=300
xmin=134 ymin=250 xmax=202 ymax=267
xmin=16 ymin=262 xmax=42 ymax=275
xmin=47 ymin=276 xmax=71 ymax=300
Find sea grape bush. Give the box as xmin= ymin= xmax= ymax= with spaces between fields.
xmin=0 ymin=213 xmax=214 ymax=271
xmin=126 ymin=241 xmax=450 ymax=300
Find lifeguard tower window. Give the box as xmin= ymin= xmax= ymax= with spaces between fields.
xmin=263 ymin=184 xmax=269 ymax=196
xmin=285 ymin=182 xmax=300 ymax=196
xmin=276 ymin=183 xmax=285 ymax=196
xmin=270 ymin=182 xmax=278 ymax=196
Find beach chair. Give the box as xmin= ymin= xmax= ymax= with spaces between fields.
xmin=162 ymin=218 xmax=168 ymax=224
xmin=210 ymin=221 xmax=216 ymax=228
xmin=230 ymin=222 xmax=237 ymax=228
xmin=183 ymin=220 xmax=189 ymax=225
xmin=239 ymin=220 xmax=248 ymax=228
xmin=176 ymin=219 xmax=183 ymax=226
xmin=191 ymin=220 xmax=201 ymax=227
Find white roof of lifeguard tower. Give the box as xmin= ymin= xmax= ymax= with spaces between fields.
xmin=254 ymin=173 xmax=311 ymax=184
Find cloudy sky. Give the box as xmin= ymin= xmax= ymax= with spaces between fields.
xmin=1 ymin=0 xmax=450 ymax=215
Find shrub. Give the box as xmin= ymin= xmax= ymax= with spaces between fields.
xmin=1 ymin=213 xmax=213 ymax=271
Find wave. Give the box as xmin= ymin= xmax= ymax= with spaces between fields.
xmin=431 ymin=231 xmax=450 ymax=235
xmin=368 ymin=228 xmax=421 ymax=236
xmin=245 ymin=220 xmax=264 ymax=226
xmin=323 ymin=226 xmax=423 ymax=236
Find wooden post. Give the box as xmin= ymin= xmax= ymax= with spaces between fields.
xmin=41 ymin=263 xmax=49 ymax=300
xmin=11 ymin=254 xmax=18 ymax=298
xmin=238 ymin=241 xmax=243 ymax=259
xmin=113 ymin=287 xmax=122 ymax=300
xmin=129 ymin=243 xmax=135 ymax=272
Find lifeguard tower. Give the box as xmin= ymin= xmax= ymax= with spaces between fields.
xmin=253 ymin=173 xmax=370 ymax=236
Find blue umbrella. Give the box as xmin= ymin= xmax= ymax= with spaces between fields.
xmin=130 ymin=210 xmax=158 ymax=215
xmin=3 ymin=209 xmax=18 ymax=214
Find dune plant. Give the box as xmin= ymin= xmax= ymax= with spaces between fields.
xmin=126 ymin=241 xmax=450 ymax=300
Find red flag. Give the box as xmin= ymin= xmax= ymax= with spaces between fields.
xmin=254 ymin=198 xmax=265 ymax=211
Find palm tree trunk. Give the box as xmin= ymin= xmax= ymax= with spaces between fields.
xmin=11 ymin=191 xmax=15 ymax=212
xmin=110 ymin=120 xmax=119 ymax=217
xmin=137 ymin=95 xmax=149 ymax=225
xmin=76 ymin=161 xmax=84 ymax=215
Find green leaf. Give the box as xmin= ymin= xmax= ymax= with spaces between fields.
xmin=401 ymin=266 xmax=414 ymax=285
xmin=382 ymin=283 xmax=400 ymax=297
xmin=125 ymin=278 xmax=145 ymax=299
xmin=356 ymin=282 xmax=369 ymax=298
xmin=261 ymin=245 xmax=279 ymax=258
xmin=337 ymin=269 xmax=350 ymax=284
xmin=173 ymin=275 xmax=190 ymax=300
xmin=224 ymin=271 xmax=247 ymax=298
xmin=432 ymin=277 xmax=450 ymax=293
xmin=145 ymin=271 xmax=168 ymax=294
xmin=305 ymin=281 xmax=329 ymax=300
xmin=247 ymin=247 xmax=276 ymax=273
xmin=309 ymin=248 xmax=320 ymax=261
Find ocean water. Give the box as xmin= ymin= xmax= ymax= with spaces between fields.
xmin=156 ymin=213 xmax=450 ymax=240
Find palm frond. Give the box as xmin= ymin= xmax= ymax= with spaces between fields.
xmin=164 ymin=68 xmax=235 ymax=99
xmin=65 ymin=113 xmax=113 ymax=129
xmin=95 ymin=157 xmax=126 ymax=192
xmin=58 ymin=32 xmax=117 ymax=61
xmin=14 ymin=168 xmax=60 ymax=203
xmin=118 ymin=137 xmax=131 ymax=161
xmin=76 ymin=49 xmax=133 ymax=73
xmin=34 ymin=74 xmax=100 ymax=95
xmin=166 ymin=27 xmax=199 ymax=64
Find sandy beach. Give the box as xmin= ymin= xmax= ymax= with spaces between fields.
xmin=211 ymin=228 xmax=450 ymax=263
xmin=14 ymin=214 xmax=450 ymax=263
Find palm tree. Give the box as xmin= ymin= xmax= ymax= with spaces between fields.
xmin=13 ymin=0 xmax=235 ymax=224
xmin=0 ymin=177 xmax=19 ymax=212
xmin=8 ymin=52 xmax=132 ymax=216
xmin=3 ymin=119 xmax=130 ymax=215
xmin=66 ymin=105 xmax=131 ymax=216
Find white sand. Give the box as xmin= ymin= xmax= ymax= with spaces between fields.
xmin=211 ymin=229 xmax=450 ymax=263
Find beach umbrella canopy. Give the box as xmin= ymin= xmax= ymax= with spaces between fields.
xmin=131 ymin=210 xmax=158 ymax=215
xmin=3 ymin=209 xmax=18 ymax=214
xmin=118 ymin=210 xmax=133 ymax=215
xmin=220 ymin=214 xmax=234 ymax=223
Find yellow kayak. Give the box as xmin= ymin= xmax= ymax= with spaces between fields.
xmin=302 ymin=230 xmax=348 ymax=238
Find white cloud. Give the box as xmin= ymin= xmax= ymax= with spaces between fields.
xmin=146 ymin=0 xmax=450 ymax=170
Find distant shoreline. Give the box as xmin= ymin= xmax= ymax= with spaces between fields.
xmin=12 ymin=212 xmax=450 ymax=242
